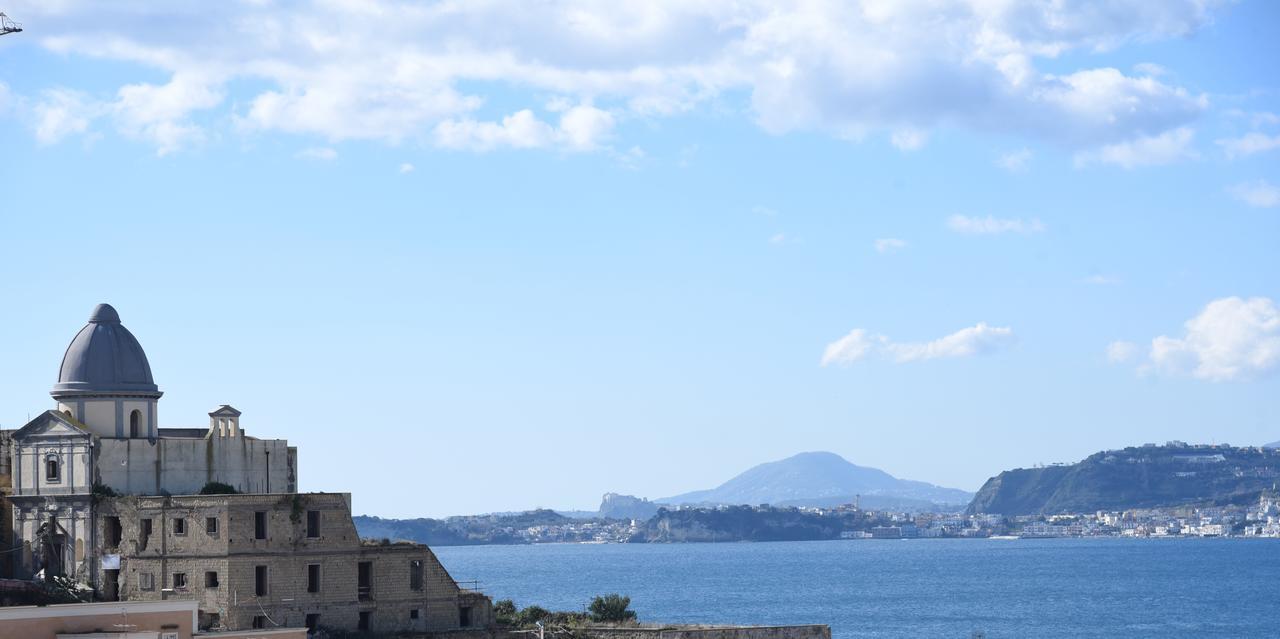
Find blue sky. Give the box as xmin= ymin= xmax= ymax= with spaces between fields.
xmin=0 ymin=1 xmax=1277 ymax=517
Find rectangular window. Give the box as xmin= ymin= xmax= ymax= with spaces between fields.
xmin=254 ymin=511 xmax=267 ymax=540
xmin=409 ymin=559 xmax=423 ymax=591
xmin=410 ymin=609 xmax=419 ymax=620
xmin=45 ymin=458 xmax=59 ymax=481
xmin=307 ymin=563 xmax=321 ymax=593
xmin=358 ymin=611 xmax=371 ymax=631
xmin=104 ymin=516 xmax=122 ymax=548
xmin=140 ymin=572 xmax=155 ymax=591
xmin=252 ymin=616 xmax=267 ymax=629
xmin=173 ymin=573 xmax=187 ymax=589
xmin=206 ymin=517 xmax=218 ymax=536
xmin=254 ymin=565 xmax=268 ymax=596
xmin=139 ymin=518 xmax=153 ymax=551
xmin=357 ymin=561 xmax=372 ymax=601
xmin=172 ymin=517 xmax=186 ymax=536
xmin=305 ymin=614 xmax=320 ymax=631
xmin=205 ymin=571 xmax=219 ymax=588
xmin=460 ymin=606 xmax=472 ymax=628
xmin=306 ymin=510 xmax=320 ymax=538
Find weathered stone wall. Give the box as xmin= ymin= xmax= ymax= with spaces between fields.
xmin=97 ymin=435 xmax=296 ymax=496
xmin=97 ymin=493 xmax=488 ymax=634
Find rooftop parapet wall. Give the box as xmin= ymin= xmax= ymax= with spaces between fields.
xmin=97 ymin=435 xmax=296 ymax=496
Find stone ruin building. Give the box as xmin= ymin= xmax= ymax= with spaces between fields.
xmin=0 ymin=303 xmax=492 ymax=633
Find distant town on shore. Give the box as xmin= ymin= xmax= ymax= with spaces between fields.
xmin=357 ymin=441 xmax=1280 ymax=544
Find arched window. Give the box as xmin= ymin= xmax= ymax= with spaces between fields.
xmin=45 ymin=455 xmax=60 ymax=482
xmin=130 ymin=410 xmax=142 ymax=438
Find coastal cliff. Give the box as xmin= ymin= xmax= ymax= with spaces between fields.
xmin=968 ymin=443 xmax=1280 ymax=515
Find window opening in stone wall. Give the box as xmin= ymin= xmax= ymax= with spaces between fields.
xmin=140 ymin=572 xmax=155 ymax=591
xmin=460 ymin=606 xmax=472 ymax=627
xmin=45 ymin=456 xmax=59 ymax=481
xmin=139 ymin=518 xmax=153 ymax=551
xmin=358 ymin=611 xmax=371 ymax=631
xmin=104 ymin=516 xmax=122 ymax=548
xmin=358 ymin=561 xmax=372 ymax=601
xmin=410 ymin=609 xmax=419 ymax=620
xmin=130 ymin=409 xmax=141 ymax=438
xmin=255 ymin=565 xmax=268 ymax=596
xmin=206 ymin=516 xmax=218 ymax=535
xmin=252 ymin=616 xmax=267 ymax=629
xmin=255 ymin=511 xmax=267 ymax=539
xmin=172 ymin=572 xmax=187 ymax=589
xmin=305 ymin=614 xmax=320 ymax=631
xmin=306 ymin=510 xmax=320 ymax=538
xmin=307 ymin=563 xmax=321 ymax=593
xmin=173 ymin=517 xmax=186 ymax=536
xmin=410 ymin=559 xmax=423 ymax=590
xmin=205 ymin=571 xmax=219 ymax=588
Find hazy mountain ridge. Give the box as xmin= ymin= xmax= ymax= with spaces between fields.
xmin=658 ymin=451 xmax=973 ymax=508
xmin=967 ymin=443 xmax=1280 ymax=515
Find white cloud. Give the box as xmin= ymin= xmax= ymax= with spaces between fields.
xmin=1074 ymin=126 xmax=1197 ymax=168
xmin=768 ymin=233 xmax=788 ymax=245
xmin=8 ymin=1 xmax=1219 ymax=154
xmin=821 ymin=322 xmax=1014 ymax=367
xmin=947 ymin=215 xmax=1045 ymax=235
xmin=890 ymin=128 xmax=928 ymax=151
xmin=433 ymin=105 xmax=614 ymax=152
xmin=1227 ymin=180 xmax=1280 ymax=208
xmin=1107 ymin=340 xmax=1139 ymax=363
xmin=821 ymin=329 xmax=875 ymax=367
xmin=884 ymin=323 xmax=1015 ymax=363
xmin=31 ymin=88 xmax=99 ymax=145
xmin=996 ymin=148 xmax=1032 ymax=172
xmin=296 ymin=146 xmax=338 ymax=160
xmin=398 ymin=162 xmax=415 ymax=174
xmin=1147 ymin=297 xmax=1280 ymax=382
xmin=874 ymin=238 xmax=906 ymax=254
xmin=1216 ymin=132 xmax=1280 ymax=159
xmin=1134 ymin=63 xmax=1168 ymax=77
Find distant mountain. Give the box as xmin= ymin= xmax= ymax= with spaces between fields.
xmin=968 ymin=443 xmax=1280 ymax=516
xmin=598 ymin=493 xmax=661 ymax=520
xmin=1264 ymin=441 xmax=1280 ymax=449
xmin=355 ymin=509 xmax=571 ymax=546
xmin=658 ymin=451 xmax=973 ymax=508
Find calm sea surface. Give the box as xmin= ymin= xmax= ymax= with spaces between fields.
xmin=434 ymin=538 xmax=1280 ymax=638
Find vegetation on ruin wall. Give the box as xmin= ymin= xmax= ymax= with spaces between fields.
xmin=495 ymin=593 xmax=639 ymax=628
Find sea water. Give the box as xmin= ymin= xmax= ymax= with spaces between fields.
xmin=434 ymin=538 xmax=1280 ymax=638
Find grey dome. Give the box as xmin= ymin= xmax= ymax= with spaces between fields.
xmin=51 ymin=303 xmax=161 ymax=397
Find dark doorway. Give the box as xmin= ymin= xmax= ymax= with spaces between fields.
xmin=103 ymin=569 xmax=120 ymax=601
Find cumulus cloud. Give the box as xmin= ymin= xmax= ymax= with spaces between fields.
xmin=947 ymin=215 xmax=1045 ymax=235
xmin=1216 ymin=132 xmax=1280 ymax=159
xmin=1146 ymin=297 xmax=1280 ymax=382
xmin=1074 ymin=126 xmax=1197 ymax=168
xmin=31 ymin=88 xmax=99 ymax=145
xmin=6 ymin=0 xmax=1218 ymax=155
xmin=821 ymin=322 xmax=1014 ymax=367
xmin=1227 ymin=180 xmax=1280 ymax=208
xmin=1107 ymin=340 xmax=1139 ymax=363
xmin=874 ymin=238 xmax=906 ymax=254
xmin=434 ymin=105 xmax=614 ymax=152
xmin=996 ymin=148 xmax=1032 ymax=172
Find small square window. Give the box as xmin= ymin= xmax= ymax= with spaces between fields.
xmin=410 ymin=609 xmax=420 ymax=620
xmin=206 ymin=517 xmax=218 ymax=535
xmin=173 ymin=518 xmax=186 ymax=536
xmin=173 ymin=573 xmax=187 ymax=589
xmin=140 ymin=572 xmax=155 ymax=591
xmin=205 ymin=571 xmax=219 ymax=588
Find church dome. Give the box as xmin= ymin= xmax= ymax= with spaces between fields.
xmin=51 ymin=303 xmax=160 ymax=397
